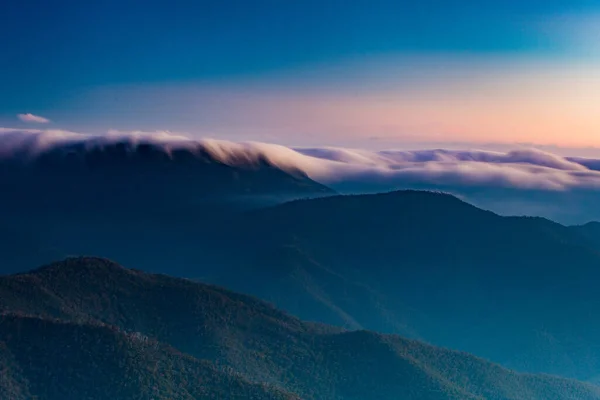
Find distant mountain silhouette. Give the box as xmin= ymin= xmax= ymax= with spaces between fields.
xmin=570 ymin=221 xmax=600 ymax=249
xmin=2 ymin=257 xmax=599 ymax=400
xmin=197 ymin=191 xmax=600 ymax=381
xmin=0 ymin=140 xmax=333 ymax=214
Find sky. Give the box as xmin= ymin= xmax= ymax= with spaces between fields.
xmin=1 ymin=0 xmax=600 ymax=151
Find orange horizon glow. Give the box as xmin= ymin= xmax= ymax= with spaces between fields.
xmin=52 ymin=56 xmax=600 ymax=149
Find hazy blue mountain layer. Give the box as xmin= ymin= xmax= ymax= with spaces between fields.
xmin=1 ymin=257 xmax=599 ymax=400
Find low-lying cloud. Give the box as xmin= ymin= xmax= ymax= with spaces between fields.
xmin=2 ymin=128 xmax=600 ymax=223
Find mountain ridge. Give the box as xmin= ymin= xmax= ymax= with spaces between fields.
xmin=198 ymin=190 xmax=600 ymax=380
xmin=2 ymin=257 xmax=600 ymax=400
xmin=0 ymin=139 xmax=334 ymax=214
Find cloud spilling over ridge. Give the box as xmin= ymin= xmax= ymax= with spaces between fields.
xmin=0 ymin=128 xmax=193 ymax=161
xmin=2 ymin=127 xmax=600 ymax=191
xmin=2 ymin=127 xmax=600 ymax=223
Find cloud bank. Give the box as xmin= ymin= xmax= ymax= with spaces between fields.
xmin=2 ymin=128 xmax=600 ymax=223
xmin=17 ymin=113 xmax=51 ymax=124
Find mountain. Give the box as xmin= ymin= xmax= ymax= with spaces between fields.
xmin=196 ymin=191 xmax=600 ymax=381
xmin=0 ymin=139 xmax=333 ymax=215
xmin=2 ymin=257 xmax=599 ymax=400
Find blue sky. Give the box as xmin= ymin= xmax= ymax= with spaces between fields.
xmin=2 ymin=0 xmax=599 ymax=148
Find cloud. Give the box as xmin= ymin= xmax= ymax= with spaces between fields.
xmin=17 ymin=113 xmax=50 ymax=124
xmin=3 ymin=127 xmax=600 ymax=223
xmin=0 ymin=128 xmax=191 ymax=160
xmin=1 ymin=128 xmax=600 ymax=192
xmin=293 ymin=147 xmax=597 ymax=190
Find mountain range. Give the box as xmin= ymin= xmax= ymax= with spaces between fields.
xmin=2 ymin=257 xmax=599 ymax=400
xmin=0 ymin=138 xmax=332 ymax=273
xmin=204 ymin=191 xmax=600 ymax=381
xmin=3 ymin=141 xmax=600 ymax=385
